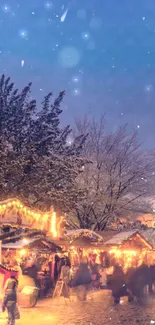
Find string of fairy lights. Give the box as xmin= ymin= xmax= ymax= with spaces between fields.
xmin=0 ymin=198 xmax=58 ymax=237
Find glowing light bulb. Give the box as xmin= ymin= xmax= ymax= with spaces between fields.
xmin=20 ymin=249 xmax=27 ymax=256
xmin=23 ymin=238 xmax=29 ymax=245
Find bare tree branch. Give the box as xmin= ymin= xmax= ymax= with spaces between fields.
xmin=73 ymin=116 xmax=154 ymax=230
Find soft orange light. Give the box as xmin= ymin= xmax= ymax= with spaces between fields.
xmin=0 ymin=198 xmax=58 ymax=235
xmin=109 ymin=249 xmax=137 ymax=256
xmin=50 ymin=212 xmax=57 ymax=237
xmin=106 ymin=266 xmax=114 ymax=275
xmin=43 ymin=214 xmax=48 ymax=222
xmin=23 ymin=238 xmax=29 ymax=245
xmin=20 ymin=249 xmax=27 ymax=256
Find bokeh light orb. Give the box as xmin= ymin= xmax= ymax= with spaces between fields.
xmin=81 ymin=32 xmax=90 ymax=40
xmin=144 ymin=84 xmax=153 ymax=93
xmin=58 ymin=46 xmax=81 ymax=68
xmin=73 ymin=88 xmax=80 ymax=96
xmin=2 ymin=5 xmax=10 ymax=13
xmin=18 ymin=29 xmax=28 ymax=39
xmin=44 ymin=1 xmax=53 ymax=9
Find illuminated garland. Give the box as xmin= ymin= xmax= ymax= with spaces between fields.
xmin=64 ymin=229 xmax=103 ymax=243
xmin=0 ymin=198 xmax=44 ymax=220
xmin=0 ymin=198 xmax=58 ymax=237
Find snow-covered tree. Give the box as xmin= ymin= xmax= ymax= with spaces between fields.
xmin=0 ymin=74 xmax=87 ymax=213
xmin=74 ymin=116 xmax=154 ymax=230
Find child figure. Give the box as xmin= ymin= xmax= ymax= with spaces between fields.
xmin=2 ymin=276 xmax=19 ymax=325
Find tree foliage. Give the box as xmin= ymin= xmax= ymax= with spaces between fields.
xmin=74 ymin=116 xmax=153 ymax=230
xmin=0 ymin=74 xmax=87 ymax=213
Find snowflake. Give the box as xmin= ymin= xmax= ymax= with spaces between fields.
xmin=19 ymin=29 xmax=28 ymax=39
xmin=44 ymin=2 xmax=52 ymax=9
xmin=2 ymin=5 xmax=10 ymax=13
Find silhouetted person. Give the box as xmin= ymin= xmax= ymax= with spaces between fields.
xmin=2 ymin=276 xmax=19 ymax=325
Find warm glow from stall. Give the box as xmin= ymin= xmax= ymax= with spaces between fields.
xmin=22 ymin=238 xmax=29 ymax=245
xmin=109 ymin=247 xmax=145 ymax=272
xmin=20 ymin=249 xmax=27 ymax=256
xmin=51 ymin=212 xmax=57 ymax=237
xmin=0 ymin=198 xmax=59 ymax=237
xmin=109 ymin=248 xmax=137 ymax=257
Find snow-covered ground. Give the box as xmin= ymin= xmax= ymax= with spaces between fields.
xmin=1 ymin=290 xmax=155 ymax=325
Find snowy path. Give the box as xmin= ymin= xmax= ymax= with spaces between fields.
xmin=1 ymin=290 xmax=155 ymax=325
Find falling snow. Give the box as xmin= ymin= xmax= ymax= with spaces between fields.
xmin=81 ymin=32 xmax=90 ymax=40
xmin=44 ymin=2 xmax=53 ymax=10
xmin=2 ymin=5 xmax=10 ymax=13
xmin=144 ymin=84 xmax=153 ymax=93
xmin=19 ymin=29 xmax=28 ymax=39
xmin=60 ymin=9 xmax=68 ymax=22
xmin=0 ymin=0 xmax=154 ymax=147
xmin=21 ymin=60 xmax=24 ymax=67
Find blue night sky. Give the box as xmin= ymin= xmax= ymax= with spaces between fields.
xmin=0 ymin=0 xmax=155 ymax=148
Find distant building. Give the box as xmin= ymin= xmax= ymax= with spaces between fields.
xmin=137 ymin=214 xmax=155 ymax=228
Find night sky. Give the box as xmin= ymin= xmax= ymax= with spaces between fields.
xmin=0 ymin=0 xmax=155 ymax=148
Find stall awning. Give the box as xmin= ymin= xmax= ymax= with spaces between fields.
xmin=2 ymin=237 xmax=38 ymax=249
xmin=2 ymin=237 xmax=62 ymax=252
xmin=64 ymin=229 xmax=103 ymax=244
xmin=104 ymin=230 xmax=153 ymax=250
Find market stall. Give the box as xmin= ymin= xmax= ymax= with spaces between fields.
xmin=53 ymin=229 xmax=154 ymax=289
xmin=56 ymin=229 xmax=104 ymax=264
xmin=0 ymin=198 xmax=64 ymax=306
xmin=104 ymin=230 xmax=153 ymax=273
xmin=0 ymin=198 xmax=63 ymax=237
xmin=1 ymin=232 xmax=62 ymax=294
xmin=52 ymin=229 xmax=107 ymax=288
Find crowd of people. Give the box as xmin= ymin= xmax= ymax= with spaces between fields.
xmin=2 ymin=253 xmax=155 ymax=325
xmin=59 ymin=256 xmax=155 ymax=304
xmin=107 ymin=262 xmax=155 ymax=303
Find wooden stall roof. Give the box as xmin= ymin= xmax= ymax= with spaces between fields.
xmin=0 ymin=224 xmax=45 ymax=242
xmin=140 ymin=228 xmax=155 ymax=249
xmin=51 ymin=228 xmax=154 ymax=251
xmin=103 ymin=230 xmax=153 ymax=250
xmin=64 ymin=229 xmax=103 ymax=243
xmin=51 ymin=229 xmax=104 ymax=249
xmin=96 ymin=230 xmax=120 ymax=243
xmin=104 ymin=230 xmax=138 ymax=245
xmin=0 ymin=224 xmax=62 ymax=252
xmin=2 ymin=236 xmax=62 ymax=252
